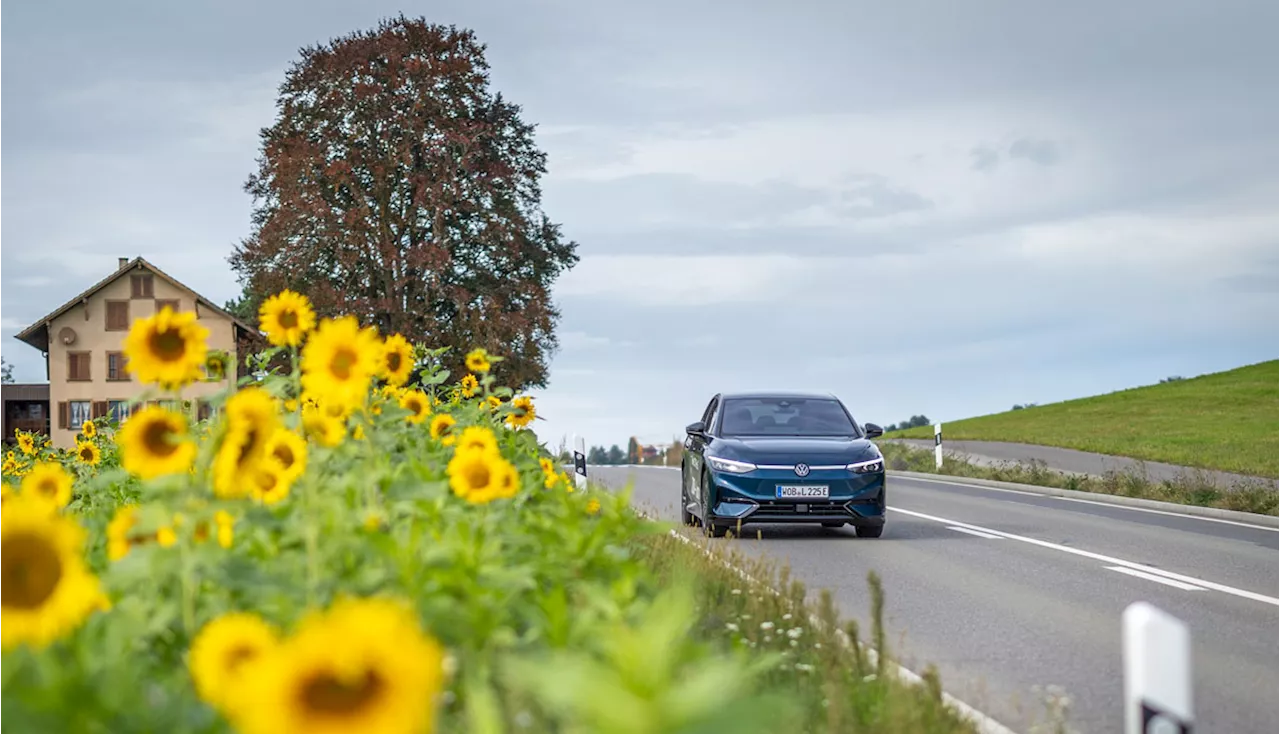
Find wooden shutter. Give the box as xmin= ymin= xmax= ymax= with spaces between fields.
xmin=92 ymin=401 xmax=108 ymax=419
xmin=131 ymin=274 xmax=154 ymax=299
xmin=67 ymin=352 xmax=90 ymax=381
xmin=106 ymin=301 xmax=129 ymax=330
xmin=155 ymin=298 xmax=180 ymax=314
xmin=58 ymin=402 xmax=69 ymax=430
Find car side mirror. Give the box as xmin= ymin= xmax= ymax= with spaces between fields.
xmin=685 ymin=420 xmax=707 ymax=437
xmin=864 ymin=423 xmax=884 ymax=439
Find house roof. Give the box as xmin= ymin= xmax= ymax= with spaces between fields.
xmin=13 ymin=256 xmax=260 ymax=353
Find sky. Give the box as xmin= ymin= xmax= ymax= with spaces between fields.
xmin=3 ymin=0 xmax=1277 ymax=451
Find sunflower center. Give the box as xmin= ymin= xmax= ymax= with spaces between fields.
xmin=148 ymin=327 xmax=187 ymax=362
xmin=279 ymin=309 xmax=299 ymax=330
xmin=143 ymin=419 xmax=180 ymax=458
xmin=237 ymin=429 xmax=261 ymax=470
xmin=79 ymin=447 xmax=93 ymax=461
xmin=1 ymin=533 xmax=64 ymax=610
xmin=299 ymin=669 xmax=385 ymax=716
xmin=223 ymin=644 xmax=260 ymax=674
xmin=464 ymin=459 xmax=491 ymax=489
xmin=273 ymin=444 xmax=295 ymax=469
xmin=36 ymin=479 xmax=59 ymax=498
xmin=256 ymin=470 xmax=278 ymax=493
xmin=328 ymin=348 xmax=358 ymax=381
xmin=387 ymin=352 xmax=403 ymax=371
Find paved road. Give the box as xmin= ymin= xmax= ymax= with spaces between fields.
xmin=883 ymin=438 xmax=1277 ymax=489
xmin=589 ymin=465 xmax=1279 ymax=734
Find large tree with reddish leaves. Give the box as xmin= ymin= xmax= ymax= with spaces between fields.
xmin=229 ymin=15 xmax=578 ymax=390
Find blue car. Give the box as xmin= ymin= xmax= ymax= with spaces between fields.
xmin=680 ymin=391 xmax=887 ymax=538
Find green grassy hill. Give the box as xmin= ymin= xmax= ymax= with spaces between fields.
xmin=887 ymin=359 xmax=1279 ymax=478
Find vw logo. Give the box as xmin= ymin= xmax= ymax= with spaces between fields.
xmin=794 ymin=463 xmax=811 ymax=477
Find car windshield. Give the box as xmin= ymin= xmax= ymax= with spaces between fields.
xmin=718 ymin=397 xmax=860 ymax=437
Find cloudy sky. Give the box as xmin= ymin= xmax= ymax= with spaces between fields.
xmin=3 ymin=0 xmax=1277 ymax=451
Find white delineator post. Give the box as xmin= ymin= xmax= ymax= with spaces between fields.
xmin=934 ymin=423 xmax=943 ymax=469
xmin=572 ymin=435 xmax=587 ymax=491
xmin=1124 ymin=602 xmax=1193 ymax=734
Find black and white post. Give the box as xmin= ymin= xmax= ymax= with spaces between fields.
xmin=1124 ymin=601 xmax=1193 ymax=734
xmin=934 ymin=422 xmax=943 ymax=469
xmin=572 ymin=434 xmax=587 ymax=491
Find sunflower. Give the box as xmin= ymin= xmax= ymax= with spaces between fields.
xmin=205 ymin=350 xmax=232 ymax=382
xmin=428 ymin=415 xmax=456 ymax=446
xmin=464 ymin=348 xmax=490 ymax=374
xmin=259 ymin=290 xmax=317 ymax=348
xmin=458 ymin=374 xmax=478 ymax=398
xmin=212 ymin=388 xmax=283 ymax=500
xmin=586 ymin=498 xmax=601 ymax=515
xmin=189 ymin=612 xmax=280 ymax=713
xmin=484 ymin=396 xmax=501 ymax=412
xmin=20 ymin=462 xmax=74 ymax=511
xmin=250 ymin=460 xmax=292 ymax=506
xmin=398 ymin=389 xmax=432 ymax=425
xmin=215 ymin=511 xmax=236 ymax=549
xmin=122 ymin=304 xmax=210 ymax=388
xmin=231 ymin=596 xmax=445 ymax=734
xmin=16 ymin=432 xmax=36 ymax=455
xmin=380 ymin=334 xmax=415 ymax=386
xmin=505 ymin=396 xmax=536 ymax=429
xmin=2 ymin=482 xmax=13 ymax=506
xmin=301 ymin=409 xmax=346 ymax=448
xmin=266 ymin=430 xmax=307 ymax=483
xmin=300 ymin=316 xmax=382 ymax=411
xmin=80 ymin=420 xmax=97 ymax=439
xmin=447 ymin=447 xmax=519 ymax=504
xmin=453 ymin=426 xmax=498 ymax=456
xmin=117 ymin=405 xmax=197 ymax=480
xmin=75 ymin=441 xmax=101 ymax=466
xmin=1 ymin=496 xmax=104 ymax=650
xmin=106 ymin=505 xmax=140 ymax=561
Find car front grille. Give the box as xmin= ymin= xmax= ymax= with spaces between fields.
xmin=751 ymin=500 xmax=851 ymax=517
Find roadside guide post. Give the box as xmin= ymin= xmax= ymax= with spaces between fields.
xmin=1124 ymin=601 xmax=1193 ymax=734
xmin=934 ymin=423 xmax=943 ymax=469
xmin=573 ymin=435 xmax=587 ymax=491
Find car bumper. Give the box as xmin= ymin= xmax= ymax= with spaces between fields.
xmin=706 ymin=467 xmax=886 ymax=526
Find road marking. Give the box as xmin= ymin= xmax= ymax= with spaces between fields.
xmin=896 ymin=473 xmax=1278 ymax=531
xmin=1051 ymin=495 xmax=1279 ymax=532
xmin=888 ymin=506 xmax=1280 ymax=607
xmin=947 ymin=526 xmax=1005 ymax=540
xmin=1105 ymin=566 xmax=1205 ymax=592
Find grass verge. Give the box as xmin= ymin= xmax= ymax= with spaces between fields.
xmin=887 ymin=359 xmax=1278 ymax=478
xmin=879 ymin=441 xmax=1278 ymax=516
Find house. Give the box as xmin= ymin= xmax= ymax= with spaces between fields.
xmin=2 ymin=383 xmax=51 ymax=446
xmin=13 ymin=256 xmax=259 ymax=449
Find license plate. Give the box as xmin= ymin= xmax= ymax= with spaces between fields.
xmin=776 ymin=485 xmax=829 ymax=499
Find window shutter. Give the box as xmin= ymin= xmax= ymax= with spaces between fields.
xmin=92 ymin=401 xmax=109 ymax=420
xmin=106 ymin=301 xmax=129 ymax=330
xmin=58 ymin=402 xmax=69 ymax=430
xmin=156 ymin=298 xmax=180 ymax=314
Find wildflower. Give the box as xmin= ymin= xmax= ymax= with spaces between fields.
xmin=265 ymin=429 xmax=307 ymax=483
xmin=459 ymin=374 xmax=478 ymax=398
xmin=300 ymin=315 xmax=381 ymax=412
xmin=760 ymin=621 xmax=774 ymax=631
xmin=464 ymin=348 xmax=490 ymax=373
xmin=16 ymin=432 xmax=36 ymax=455
xmin=1 ymin=496 xmax=104 ymax=650
xmin=122 ymin=304 xmax=209 ymax=388
xmin=454 ymin=426 xmax=499 ymax=456
xmin=20 ymin=462 xmax=73 ymax=511
xmin=106 ymin=505 xmax=141 ymax=561
xmin=586 ymin=498 xmax=601 ymax=515
xmin=428 ymin=414 xmax=456 ymax=445
xmin=231 ymin=596 xmax=446 ymax=734
xmin=117 ymin=405 xmax=197 ymax=479
xmin=80 ymin=421 xmax=97 ymax=440
xmin=75 ymin=441 xmax=101 ymax=466
xmin=379 ymin=334 xmax=415 ymax=386
xmin=258 ymin=289 xmax=316 ymax=348
xmin=212 ymin=388 xmax=282 ymax=500
xmin=398 ymin=389 xmax=432 ymax=425
xmin=157 ymin=525 xmax=177 ymax=547
xmin=447 ymin=447 xmax=519 ymax=505
xmin=189 ymin=612 xmax=279 ymax=713
xmin=250 ymin=460 xmax=292 ymax=506
xmin=215 ymin=511 xmax=235 ymax=549
xmin=505 ymin=396 xmax=535 ymax=429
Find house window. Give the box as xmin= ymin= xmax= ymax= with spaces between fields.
xmin=67 ymin=351 xmax=91 ymax=381
xmin=107 ymin=352 xmax=130 ymax=381
xmin=155 ymin=298 xmax=180 ymax=314
xmin=69 ymin=401 xmax=91 ymax=428
xmin=131 ymin=273 xmax=155 ymax=299
xmin=106 ymin=300 xmax=130 ymax=331
xmin=108 ymin=400 xmax=132 ymax=424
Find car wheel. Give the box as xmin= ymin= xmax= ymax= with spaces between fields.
xmin=680 ymin=490 xmax=697 ymax=527
xmin=856 ymin=523 xmax=884 ymax=538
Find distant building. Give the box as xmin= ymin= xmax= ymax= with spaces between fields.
xmin=12 ymin=256 xmax=258 ymax=449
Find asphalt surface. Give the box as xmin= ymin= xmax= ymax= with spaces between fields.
xmin=883 ymin=438 xmax=1276 ymax=488
xmin=589 ymin=465 xmax=1279 ymax=734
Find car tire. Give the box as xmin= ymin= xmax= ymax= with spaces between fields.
xmin=680 ymin=494 xmax=697 ymax=527
xmin=855 ymin=523 xmax=884 ymax=538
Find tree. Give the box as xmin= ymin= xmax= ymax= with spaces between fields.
xmin=606 ymin=445 xmax=624 ymax=464
xmin=229 ymin=15 xmax=579 ymax=391
xmin=1 ymin=357 xmax=13 ymax=384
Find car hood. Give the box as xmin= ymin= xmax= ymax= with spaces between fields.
xmin=713 ymin=436 xmax=880 ymax=465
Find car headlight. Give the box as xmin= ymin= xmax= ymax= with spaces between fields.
xmin=707 ymin=456 xmax=757 ymax=474
xmin=846 ymin=458 xmax=884 ymax=473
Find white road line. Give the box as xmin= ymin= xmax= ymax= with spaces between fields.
xmin=888 ymin=506 xmax=1280 ymax=607
xmin=895 ymin=474 xmax=1047 ymax=497
xmin=1051 ymin=495 xmax=1280 ymax=532
xmin=1105 ymin=566 xmax=1205 ymax=592
xmin=947 ymin=526 xmax=1006 ymax=540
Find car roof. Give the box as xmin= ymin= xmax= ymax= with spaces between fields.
xmin=718 ymin=390 xmax=839 ymax=401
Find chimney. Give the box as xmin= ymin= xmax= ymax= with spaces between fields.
xmin=118 ymin=257 xmax=129 ymax=270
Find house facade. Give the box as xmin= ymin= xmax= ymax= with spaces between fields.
xmin=14 ymin=257 xmax=258 ymax=449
